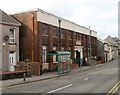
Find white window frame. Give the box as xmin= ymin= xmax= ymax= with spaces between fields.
xmin=53 ymin=46 xmax=57 ymax=63
xmin=9 ymin=29 xmax=15 ymax=43
xmin=61 ymin=46 xmax=64 ymax=51
xmin=53 ymin=46 xmax=57 ymax=51
xmin=42 ymin=46 xmax=47 ymax=63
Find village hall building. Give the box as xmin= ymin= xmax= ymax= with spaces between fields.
xmin=13 ymin=8 xmax=97 ymax=71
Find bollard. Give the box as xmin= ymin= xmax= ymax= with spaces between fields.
xmin=23 ymin=72 xmax=26 ymax=82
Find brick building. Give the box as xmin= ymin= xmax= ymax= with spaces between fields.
xmin=97 ymin=38 xmax=104 ymax=62
xmin=13 ymin=8 xmax=97 ymax=71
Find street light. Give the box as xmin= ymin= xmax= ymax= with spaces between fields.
xmin=89 ymin=26 xmax=92 ymax=66
xmin=58 ymin=19 xmax=61 ymax=51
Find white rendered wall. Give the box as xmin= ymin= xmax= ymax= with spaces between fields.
xmin=37 ymin=11 xmax=97 ymax=37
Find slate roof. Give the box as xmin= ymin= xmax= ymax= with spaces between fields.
xmin=112 ymin=37 xmax=120 ymax=42
xmin=0 ymin=9 xmax=21 ymax=26
xmin=104 ymin=36 xmax=118 ymax=45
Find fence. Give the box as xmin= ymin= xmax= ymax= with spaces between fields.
xmin=16 ymin=62 xmax=42 ymax=76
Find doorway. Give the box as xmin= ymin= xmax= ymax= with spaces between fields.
xmin=75 ymin=50 xmax=81 ymax=67
xmin=9 ymin=52 xmax=16 ymax=71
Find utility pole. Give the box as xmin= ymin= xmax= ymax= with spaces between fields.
xmin=89 ymin=26 xmax=92 ymax=66
xmin=58 ymin=19 xmax=61 ymax=51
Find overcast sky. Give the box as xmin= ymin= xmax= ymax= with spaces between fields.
xmin=0 ymin=0 xmax=119 ymax=39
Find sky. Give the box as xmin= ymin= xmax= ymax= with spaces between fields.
xmin=0 ymin=0 xmax=119 ymax=39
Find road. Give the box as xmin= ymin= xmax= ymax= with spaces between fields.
xmin=2 ymin=57 xmax=119 ymax=94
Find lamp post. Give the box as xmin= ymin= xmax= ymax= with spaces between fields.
xmin=58 ymin=19 xmax=61 ymax=51
xmin=89 ymin=26 xmax=92 ymax=66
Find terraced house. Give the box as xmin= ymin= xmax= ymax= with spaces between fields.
xmin=0 ymin=9 xmax=21 ymax=72
xmin=13 ymin=8 xmax=97 ymax=72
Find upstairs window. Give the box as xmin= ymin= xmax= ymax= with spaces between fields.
xmin=61 ymin=29 xmax=64 ymax=39
xmin=69 ymin=46 xmax=72 ymax=51
xmin=42 ymin=24 xmax=47 ymax=35
xmin=84 ymin=35 xmax=86 ymax=41
xmin=9 ymin=29 xmax=15 ymax=43
xmin=61 ymin=46 xmax=64 ymax=51
xmin=53 ymin=46 xmax=57 ymax=51
xmin=74 ymin=32 xmax=76 ymax=39
xmin=68 ymin=31 xmax=72 ymax=39
xmin=53 ymin=27 xmax=57 ymax=37
xmin=78 ymin=34 xmax=81 ymax=40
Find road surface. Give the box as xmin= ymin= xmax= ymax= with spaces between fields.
xmin=2 ymin=57 xmax=119 ymax=94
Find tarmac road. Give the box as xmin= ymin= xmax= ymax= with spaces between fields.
xmin=2 ymin=57 xmax=119 ymax=94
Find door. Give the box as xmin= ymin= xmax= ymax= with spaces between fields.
xmin=75 ymin=50 xmax=80 ymax=66
xmin=9 ymin=52 xmax=16 ymax=71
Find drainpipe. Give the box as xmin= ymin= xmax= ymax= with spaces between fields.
xmin=58 ymin=19 xmax=61 ymax=51
xmin=31 ymin=13 xmax=35 ymax=62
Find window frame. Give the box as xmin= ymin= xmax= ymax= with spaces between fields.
xmin=9 ymin=29 xmax=15 ymax=43
xmin=60 ymin=29 xmax=64 ymax=39
xmin=42 ymin=23 xmax=47 ymax=35
xmin=53 ymin=26 xmax=57 ymax=37
xmin=42 ymin=46 xmax=47 ymax=63
xmin=68 ymin=31 xmax=72 ymax=39
xmin=61 ymin=46 xmax=64 ymax=51
xmin=74 ymin=32 xmax=76 ymax=40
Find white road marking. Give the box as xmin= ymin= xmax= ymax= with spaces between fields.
xmin=47 ymin=84 xmax=72 ymax=93
xmin=84 ymin=78 xmax=89 ymax=80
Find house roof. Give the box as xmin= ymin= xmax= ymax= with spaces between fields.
xmin=0 ymin=9 xmax=21 ymax=26
xmin=112 ymin=37 xmax=120 ymax=42
xmin=104 ymin=35 xmax=118 ymax=45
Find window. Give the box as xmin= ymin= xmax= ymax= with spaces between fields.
xmin=53 ymin=46 xmax=57 ymax=62
xmin=9 ymin=29 xmax=15 ymax=43
xmin=74 ymin=32 xmax=76 ymax=39
xmin=84 ymin=35 xmax=86 ymax=41
xmin=53 ymin=46 xmax=57 ymax=51
xmin=69 ymin=46 xmax=72 ymax=51
xmin=61 ymin=46 xmax=64 ymax=51
xmin=42 ymin=24 xmax=47 ymax=35
xmin=53 ymin=27 xmax=57 ymax=37
xmin=68 ymin=31 xmax=72 ymax=39
xmin=78 ymin=34 xmax=81 ymax=40
xmin=42 ymin=46 xmax=47 ymax=63
xmin=61 ymin=29 xmax=64 ymax=39
xmin=76 ymin=33 xmax=79 ymax=40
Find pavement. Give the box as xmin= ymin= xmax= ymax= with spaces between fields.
xmin=2 ymin=57 xmax=118 ymax=94
xmin=2 ymin=63 xmax=104 ymax=88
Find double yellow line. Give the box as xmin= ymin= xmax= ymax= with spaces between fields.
xmin=107 ymin=81 xmax=120 ymax=95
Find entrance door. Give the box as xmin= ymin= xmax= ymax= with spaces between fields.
xmin=75 ymin=50 xmax=80 ymax=66
xmin=9 ymin=52 xmax=16 ymax=71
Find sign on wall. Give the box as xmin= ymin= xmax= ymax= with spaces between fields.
xmin=75 ymin=40 xmax=82 ymax=46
